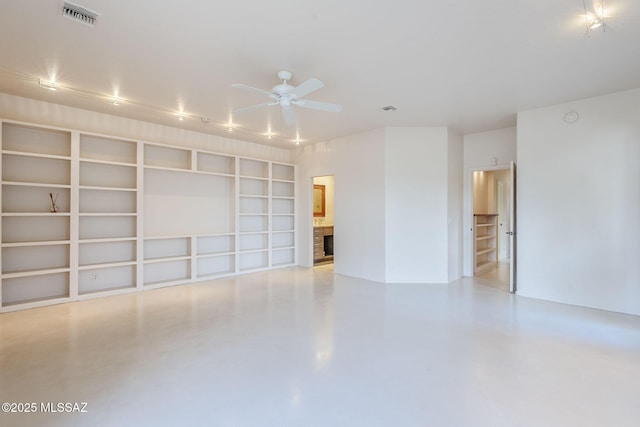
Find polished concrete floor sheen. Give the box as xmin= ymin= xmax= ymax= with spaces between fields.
xmin=1 ymin=266 xmax=639 ymax=427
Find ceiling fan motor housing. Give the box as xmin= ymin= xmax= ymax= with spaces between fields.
xmin=277 ymin=70 xmax=293 ymax=82
xmin=231 ymin=70 xmax=341 ymax=126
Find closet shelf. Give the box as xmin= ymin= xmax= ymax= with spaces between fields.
xmin=473 ymin=214 xmax=498 ymax=273
xmin=475 ymin=248 xmax=496 ymax=256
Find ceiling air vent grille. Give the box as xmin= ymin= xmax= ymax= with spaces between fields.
xmin=62 ymin=1 xmax=99 ymax=27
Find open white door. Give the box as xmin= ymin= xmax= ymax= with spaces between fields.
xmin=509 ymin=161 xmax=517 ymax=293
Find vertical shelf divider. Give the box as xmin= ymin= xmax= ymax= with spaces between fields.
xmin=0 ymin=121 xmax=3 ymax=311
xmin=191 ymin=150 xmax=197 ymax=172
xmin=268 ymin=161 xmax=273 ymax=268
xmin=136 ymin=141 xmax=144 ymax=290
xmin=234 ymin=157 xmax=240 ymax=274
xmin=190 ymin=235 xmax=197 ymax=281
xmin=69 ymin=131 xmax=80 ymax=300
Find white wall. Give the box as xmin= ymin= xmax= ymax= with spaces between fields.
xmin=144 ymin=170 xmax=234 ymax=236
xmin=0 ymin=92 xmax=291 ymax=163
xmin=464 ymin=127 xmax=516 ymax=168
xmin=294 ymin=129 xmax=387 ymax=282
xmin=335 ymin=131 xmax=387 ymax=282
xmin=462 ymin=127 xmax=516 ymax=275
xmin=447 ymin=129 xmax=463 ymax=281
xmin=385 ymin=127 xmax=450 ymax=283
xmin=295 ymin=126 xmax=462 ymax=284
xmin=517 ymin=88 xmax=640 ymax=316
xmin=294 ymin=141 xmax=338 ymax=268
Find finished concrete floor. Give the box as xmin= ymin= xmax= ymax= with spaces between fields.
xmin=1 ymin=265 xmax=639 ymax=426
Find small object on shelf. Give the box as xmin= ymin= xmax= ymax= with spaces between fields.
xmin=49 ymin=192 xmax=59 ymax=213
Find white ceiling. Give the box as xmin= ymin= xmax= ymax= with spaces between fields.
xmin=1 ymin=1 xmax=639 ymax=148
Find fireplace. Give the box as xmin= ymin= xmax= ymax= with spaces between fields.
xmin=324 ymin=234 xmax=334 ymax=256
xmin=314 ymin=226 xmax=334 ymax=263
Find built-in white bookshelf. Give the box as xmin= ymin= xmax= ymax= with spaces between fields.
xmin=77 ymin=134 xmax=139 ymax=296
xmin=144 ymin=144 xmax=191 ymax=170
xmin=270 ymin=163 xmax=295 ymax=267
xmin=196 ymin=233 xmax=236 ymax=279
xmin=238 ymin=158 xmax=270 ymax=272
xmin=0 ymin=119 xmax=296 ymax=312
xmin=1 ymin=123 xmax=72 ymax=309
xmin=143 ymin=236 xmax=192 ymax=287
xmin=196 ymin=152 xmax=235 ymax=176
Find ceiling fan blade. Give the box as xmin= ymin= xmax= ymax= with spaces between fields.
xmin=232 ymin=83 xmax=274 ymax=98
xmin=233 ymin=102 xmax=276 ymax=114
xmin=282 ymin=106 xmax=296 ymax=126
xmin=291 ymin=78 xmax=324 ymax=99
xmin=293 ymin=99 xmax=342 ymax=113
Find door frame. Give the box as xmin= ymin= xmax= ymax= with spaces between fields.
xmin=311 ymin=175 xmax=335 ymax=266
xmin=462 ymin=164 xmax=512 ymax=278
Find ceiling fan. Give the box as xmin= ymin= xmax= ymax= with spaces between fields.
xmin=232 ymin=71 xmax=342 ymax=126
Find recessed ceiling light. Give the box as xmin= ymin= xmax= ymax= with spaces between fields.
xmin=583 ymin=0 xmax=606 ymax=36
xmin=38 ymin=79 xmax=57 ymax=91
xmin=201 ymin=117 xmax=210 ymax=124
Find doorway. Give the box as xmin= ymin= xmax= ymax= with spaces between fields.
xmin=312 ymin=175 xmax=334 ymax=266
xmin=469 ymin=166 xmax=514 ymax=292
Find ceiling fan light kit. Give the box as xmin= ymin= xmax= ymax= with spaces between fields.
xmin=232 ymin=71 xmax=342 ymax=126
xmin=583 ymin=0 xmax=606 ymax=37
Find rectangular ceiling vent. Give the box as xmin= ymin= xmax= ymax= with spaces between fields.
xmin=62 ymin=1 xmax=99 ymax=27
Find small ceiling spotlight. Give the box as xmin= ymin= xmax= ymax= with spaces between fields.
xmin=178 ymin=114 xmax=184 ymax=121
xmin=38 ymin=78 xmax=57 ymax=91
xmin=583 ymin=0 xmax=606 ymax=37
xmin=201 ymin=117 xmax=210 ymax=124
xmin=112 ymin=97 xmax=120 ymax=106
